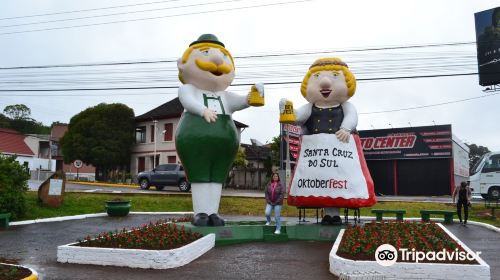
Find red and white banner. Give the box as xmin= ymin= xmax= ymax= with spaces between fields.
xmin=288 ymin=134 xmax=376 ymax=208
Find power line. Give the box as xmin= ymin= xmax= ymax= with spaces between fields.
xmin=359 ymin=92 xmax=500 ymax=115
xmin=0 ymin=0 xmax=250 ymax=29
xmin=235 ymin=42 xmax=475 ymax=59
xmin=0 ymin=72 xmax=478 ymax=94
xmin=0 ymin=0 xmax=184 ymax=21
xmin=0 ymin=41 xmax=475 ymax=70
xmin=4 ymin=85 xmax=497 ymax=117
xmin=0 ymin=0 xmax=311 ymax=36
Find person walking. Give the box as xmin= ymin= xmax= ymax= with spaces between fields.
xmin=265 ymin=172 xmax=285 ymax=234
xmin=452 ymin=181 xmax=472 ymax=226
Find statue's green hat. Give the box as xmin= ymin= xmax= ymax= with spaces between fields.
xmin=189 ymin=34 xmax=225 ymax=47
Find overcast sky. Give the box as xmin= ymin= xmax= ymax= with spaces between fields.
xmin=1 ymin=0 xmax=499 ymax=150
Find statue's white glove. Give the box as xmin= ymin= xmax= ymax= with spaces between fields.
xmin=254 ymin=83 xmax=264 ymax=96
xmin=279 ymin=98 xmax=288 ymax=114
xmin=336 ymin=128 xmax=351 ymax=143
xmin=202 ymin=108 xmax=218 ymax=123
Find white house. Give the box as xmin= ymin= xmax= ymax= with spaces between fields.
xmin=131 ymin=98 xmax=248 ymax=175
xmin=0 ymin=128 xmax=55 ymax=173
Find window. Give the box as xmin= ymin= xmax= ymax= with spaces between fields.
xmin=165 ymin=164 xmax=176 ymax=171
xmin=150 ymin=125 xmax=155 ymax=142
xmin=135 ymin=126 xmax=146 ymax=143
xmin=471 ymin=154 xmax=487 ymax=175
xmin=138 ymin=157 xmax=145 ymax=172
xmin=150 ymin=155 xmax=159 ymax=168
xmin=483 ymin=154 xmax=500 ymax=173
xmin=155 ymin=164 xmax=168 ymax=171
xmin=168 ymin=156 xmax=176 ymax=163
xmin=164 ymin=123 xmax=173 ymax=141
xmin=157 ymin=164 xmax=176 ymax=171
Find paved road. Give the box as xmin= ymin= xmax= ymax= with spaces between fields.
xmin=29 ymin=180 xmax=486 ymax=202
xmin=1 ymin=215 xmax=335 ymax=280
xmin=1 ymin=214 xmax=498 ymax=280
xmin=445 ymin=223 xmax=500 ymax=278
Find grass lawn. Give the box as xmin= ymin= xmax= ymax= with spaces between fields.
xmin=18 ymin=192 xmax=499 ymax=227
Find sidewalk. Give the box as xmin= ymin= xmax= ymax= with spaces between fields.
xmin=34 ymin=180 xmax=487 ymax=204
xmin=1 ymin=214 xmax=498 ymax=280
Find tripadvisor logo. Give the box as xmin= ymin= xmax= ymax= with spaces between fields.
xmin=375 ymin=244 xmax=482 ymax=266
xmin=375 ymin=244 xmax=397 ymax=266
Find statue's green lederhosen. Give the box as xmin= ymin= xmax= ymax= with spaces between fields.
xmin=175 ymin=94 xmax=239 ymax=183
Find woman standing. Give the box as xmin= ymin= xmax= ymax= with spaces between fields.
xmin=265 ymin=173 xmax=285 ymax=234
xmin=452 ymin=181 xmax=472 ymax=225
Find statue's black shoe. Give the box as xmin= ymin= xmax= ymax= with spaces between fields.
xmin=192 ymin=213 xmax=209 ymax=226
xmin=320 ymin=215 xmax=333 ymax=225
xmin=331 ymin=215 xmax=342 ymax=225
xmin=208 ymin=213 xmax=225 ymax=227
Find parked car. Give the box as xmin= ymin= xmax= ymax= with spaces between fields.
xmin=136 ymin=164 xmax=190 ymax=192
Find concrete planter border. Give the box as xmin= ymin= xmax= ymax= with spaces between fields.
xmin=0 ymin=262 xmax=38 ymax=280
xmin=329 ymin=224 xmax=491 ymax=280
xmin=57 ymin=233 xmax=215 ymax=269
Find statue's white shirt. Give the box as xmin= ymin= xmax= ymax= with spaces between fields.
xmin=178 ymin=84 xmax=248 ymax=116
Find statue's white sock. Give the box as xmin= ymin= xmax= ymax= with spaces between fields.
xmin=325 ymin=207 xmax=340 ymax=217
xmin=191 ymin=182 xmax=222 ymax=215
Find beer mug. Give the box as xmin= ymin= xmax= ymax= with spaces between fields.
xmin=279 ymin=99 xmax=296 ymax=123
xmin=248 ymin=84 xmax=265 ymax=107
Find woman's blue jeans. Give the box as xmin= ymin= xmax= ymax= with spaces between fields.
xmin=265 ymin=203 xmax=282 ymax=230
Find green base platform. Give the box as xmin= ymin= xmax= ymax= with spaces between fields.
xmin=182 ymin=221 xmax=344 ymax=246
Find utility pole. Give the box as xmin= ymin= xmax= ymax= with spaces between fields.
xmin=153 ymin=120 xmax=158 ymax=169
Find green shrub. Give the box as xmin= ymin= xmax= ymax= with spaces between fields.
xmin=0 ymin=155 xmax=30 ymax=219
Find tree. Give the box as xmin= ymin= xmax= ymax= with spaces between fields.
xmin=467 ymin=143 xmax=490 ymax=170
xmin=0 ymin=105 xmax=50 ymax=134
xmin=3 ymin=104 xmax=31 ymax=120
xmin=0 ymin=113 xmax=9 ymax=128
xmin=233 ymin=147 xmax=248 ymax=168
xmin=268 ymin=135 xmax=281 ymax=168
xmin=0 ymin=155 xmax=30 ymax=220
xmin=8 ymin=118 xmax=50 ymax=135
xmin=60 ymin=103 xmax=135 ymax=181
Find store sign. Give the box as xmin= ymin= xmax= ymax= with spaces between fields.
xmin=358 ymin=125 xmax=453 ymax=160
xmin=474 ymin=6 xmax=500 ymax=86
xmin=280 ymin=124 xmax=302 ymax=169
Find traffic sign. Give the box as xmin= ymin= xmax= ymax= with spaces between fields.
xmin=74 ymin=160 xmax=83 ymax=169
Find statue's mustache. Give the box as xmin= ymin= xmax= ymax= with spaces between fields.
xmin=195 ymin=59 xmax=232 ymax=75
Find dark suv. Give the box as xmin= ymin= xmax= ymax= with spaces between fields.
xmin=136 ymin=164 xmax=190 ymax=192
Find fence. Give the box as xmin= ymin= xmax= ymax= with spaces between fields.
xmin=226 ymin=167 xmax=269 ymax=190
xmin=30 ymin=170 xmax=53 ymax=182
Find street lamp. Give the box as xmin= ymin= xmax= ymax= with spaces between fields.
xmin=153 ymin=120 xmax=158 ymax=169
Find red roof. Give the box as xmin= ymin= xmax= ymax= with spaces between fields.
xmin=0 ymin=128 xmax=34 ymax=156
xmin=51 ymin=124 xmax=68 ymax=140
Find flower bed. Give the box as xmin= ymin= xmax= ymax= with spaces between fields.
xmin=58 ymin=217 xmax=215 ymax=269
xmin=0 ymin=263 xmax=37 ymax=280
xmin=329 ymin=222 xmax=490 ymax=280
xmin=337 ymin=221 xmax=477 ymax=264
xmin=76 ymin=218 xmax=200 ymax=250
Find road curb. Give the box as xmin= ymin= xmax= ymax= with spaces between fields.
xmin=66 ymin=180 xmax=137 ymax=189
xmin=9 ymin=212 xmax=194 ymax=226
